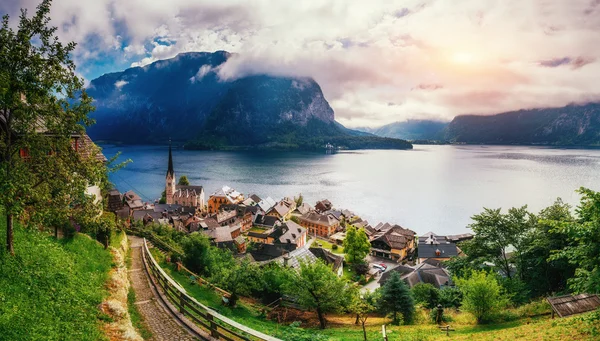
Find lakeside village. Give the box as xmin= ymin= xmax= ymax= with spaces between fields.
xmin=109 ymin=144 xmax=474 ymax=288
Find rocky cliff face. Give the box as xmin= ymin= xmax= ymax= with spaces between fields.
xmin=444 ymin=103 xmax=600 ymax=145
xmin=86 ymin=51 xmax=334 ymax=144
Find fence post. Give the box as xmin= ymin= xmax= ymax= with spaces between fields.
xmin=179 ymin=291 xmax=186 ymax=314
xmin=207 ymin=312 xmax=219 ymax=338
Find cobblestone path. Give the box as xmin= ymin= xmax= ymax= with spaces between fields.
xmin=128 ymin=235 xmax=198 ymax=341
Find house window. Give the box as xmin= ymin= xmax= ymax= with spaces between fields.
xmin=19 ymin=148 xmax=30 ymax=158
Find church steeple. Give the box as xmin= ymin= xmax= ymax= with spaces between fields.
xmin=165 ymin=139 xmax=176 ymax=205
xmin=167 ymin=139 xmax=174 ymax=177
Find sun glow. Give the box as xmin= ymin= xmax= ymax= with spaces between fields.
xmin=451 ymin=52 xmax=475 ymax=64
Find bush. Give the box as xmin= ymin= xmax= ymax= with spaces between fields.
xmin=439 ymin=286 xmax=462 ymax=308
xmin=331 ymin=244 xmax=338 ymax=250
xmin=353 ymin=262 xmax=370 ymax=276
xmin=499 ymin=277 xmax=530 ymax=306
xmin=412 ymin=283 xmax=440 ymax=309
xmin=455 ymin=270 xmax=509 ymax=324
xmin=429 ymin=306 xmax=453 ymax=323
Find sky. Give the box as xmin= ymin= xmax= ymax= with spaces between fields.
xmin=2 ymin=0 xmax=600 ymax=128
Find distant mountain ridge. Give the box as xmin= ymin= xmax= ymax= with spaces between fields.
xmin=444 ymin=103 xmax=600 ymax=145
xmin=356 ymin=119 xmax=449 ymax=140
xmin=86 ymin=51 xmax=412 ymax=150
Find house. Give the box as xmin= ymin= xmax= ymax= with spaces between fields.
xmin=164 ymin=143 xmax=205 ymax=209
xmin=417 ymin=233 xmax=462 ymax=264
xmin=124 ymin=190 xmax=145 ymax=212
xmin=309 ymin=247 xmax=344 ymax=277
xmin=247 ymin=221 xmax=307 ymax=249
xmin=132 ymin=209 xmax=164 ymax=226
xmin=329 ymin=231 xmax=346 ymax=245
xmin=314 ymin=199 xmax=333 ymax=213
xmin=257 ymin=197 xmax=277 ymax=213
xmin=242 ymin=194 xmax=262 ymax=206
xmin=253 ymin=214 xmax=281 ymax=229
xmin=370 ymin=225 xmax=416 ymax=261
xmin=267 ymin=197 xmax=296 ymax=221
xmin=215 ymin=209 xmax=237 ymax=226
xmin=201 ymin=224 xmax=244 ymax=253
xmin=107 ymin=189 xmax=124 ymax=212
xmin=220 ymin=204 xmax=257 ymax=232
xmin=207 ymin=186 xmax=244 ymax=214
xmin=378 ymin=262 xmax=452 ymax=288
xmin=292 ymin=203 xmax=313 ymax=216
xmin=298 ymin=212 xmax=340 ymax=237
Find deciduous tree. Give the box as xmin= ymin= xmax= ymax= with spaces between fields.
xmin=284 ymin=259 xmax=347 ymax=329
xmin=178 ymin=175 xmax=190 ymax=186
xmin=343 ymin=225 xmax=371 ymax=264
xmin=455 ymin=270 xmax=507 ymax=324
xmin=0 ymin=0 xmax=106 ymax=255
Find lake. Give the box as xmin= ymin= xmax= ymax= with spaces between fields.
xmin=101 ymin=144 xmax=600 ymax=235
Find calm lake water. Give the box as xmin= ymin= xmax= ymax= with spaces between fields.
xmin=101 ymin=144 xmax=600 ymax=235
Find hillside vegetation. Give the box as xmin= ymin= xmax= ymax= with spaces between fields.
xmin=445 ymin=103 xmax=600 ymax=145
xmin=0 ymin=220 xmax=113 ymax=341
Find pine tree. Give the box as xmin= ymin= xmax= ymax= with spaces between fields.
xmin=378 ymin=272 xmax=415 ymax=325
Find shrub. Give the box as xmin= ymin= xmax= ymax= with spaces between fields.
xmin=412 ymin=283 xmax=440 ymax=309
xmin=429 ymin=306 xmax=453 ymax=323
xmin=438 ymin=286 xmax=462 ymax=308
xmin=353 ymin=261 xmax=370 ymax=276
xmin=455 ymin=270 xmax=509 ymax=324
xmin=331 ymin=244 xmax=338 ymax=250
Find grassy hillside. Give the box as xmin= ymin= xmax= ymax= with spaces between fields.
xmin=150 ymin=250 xmax=599 ymax=341
xmin=0 ymin=220 xmax=113 ymax=341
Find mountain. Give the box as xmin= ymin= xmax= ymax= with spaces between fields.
xmin=86 ymin=51 xmax=411 ymax=150
xmin=357 ymin=119 xmax=448 ymax=140
xmin=444 ymin=103 xmax=600 ymax=145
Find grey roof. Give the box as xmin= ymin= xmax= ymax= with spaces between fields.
xmin=254 ymin=214 xmax=281 ymax=228
xmin=379 ymin=263 xmax=452 ymax=288
xmin=418 ymin=241 xmax=459 ymax=259
xmin=276 ymin=247 xmax=317 ymax=269
xmin=309 ymin=247 xmax=343 ymax=272
xmin=299 ymin=212 xmax=338 ymax=227
xmin=153 ymin=204 xmax=182 ymax=213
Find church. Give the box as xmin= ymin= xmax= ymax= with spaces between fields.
xmin=165 ymin=143 xmax=205 ymax=209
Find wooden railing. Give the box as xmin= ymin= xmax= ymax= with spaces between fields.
xmin=142 ymin=238 xmax=281 ymax=341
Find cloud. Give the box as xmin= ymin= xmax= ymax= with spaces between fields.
xmin=114 ymin=80 xmax=128 ymax=89
xmin=189 ymin=64 xmax=214 ymax=83
xmin=5 ymin=0 xmax=600 ymax=127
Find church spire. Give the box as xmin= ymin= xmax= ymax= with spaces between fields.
xmin=167 ymin=139 xmax=174 ymax=177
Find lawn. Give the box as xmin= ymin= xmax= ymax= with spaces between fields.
xmin=314 ymin=238 xmax=345 ymax=255
xmin=0 ymin=219 xmax=113 ymax=341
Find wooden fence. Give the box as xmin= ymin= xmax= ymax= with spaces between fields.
xmin=142 ymin=238 xmax=281 ymax=341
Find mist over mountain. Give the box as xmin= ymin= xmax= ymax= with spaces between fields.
xmin=86 ymin=51 xmax=411 ymax=150
xmin=355 ymin=120 xmax=449 ymax=140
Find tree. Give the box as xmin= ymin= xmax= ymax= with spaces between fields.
xmin=181 ymin=232 xmax=213 ymax=276
xmin=295 ymin=193 xmax=303 ymax=206
xmin=455 ymin=270 xmax=507 ymax=324
xmin=284 ymin=259 xmax=347 ymax=329
xmin=463 ymin=206 xmax=535 ymax=280
xmin=178 ymin=175 xmax=190 ymax=186
xmin=520 ymin=198 xmax=574 ymax=296
xmin=438 ymin=286 xmax=462 ymax=308
xmin=377 ymin=272 xmax=415 ymax=325
xmin=411 ymin=283 xmax=440 ymax=309
xmin=0 ymin=0 xmax=106 ymax=255
xmin=211 ymin=258 xmax=257 ymax=307
xmin=343 ymin=225 xmax=371 ymax=264
xmin=347 ymin=287 xmax=377 ymax=341
xmin=549 ymin=188 xmax=600 ymax=293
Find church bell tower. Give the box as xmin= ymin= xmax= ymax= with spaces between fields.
xmin=165 ymin=140 xmax=176 ymax=204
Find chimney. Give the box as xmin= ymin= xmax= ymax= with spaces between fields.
xmin=283 ymin=253 xmax=291 ymax=267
